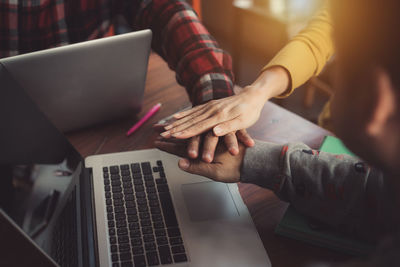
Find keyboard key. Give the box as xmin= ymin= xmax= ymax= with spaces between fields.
xmin=107 ymin=206 xmax=113 ymax=212
xmin=125 ymin=201 xmax=136 ymax=208
xmin=106 ymin=199 xmax=112 ymax=205
xmin=146 ymin=251 xmax=160 ymax=266
xmin=159 ymin=171 xmax=165 ymax=178
xmin=110 ymin=244 xmax=118 ymax=252
xmin=156 ymin=237 xmax=168 ymax=246
xmin=171 ymin=245 xmax=185 ymax=254
xmin=156 ymin=160 xmax=163 ymax=166
xmin=107 ymin=213 xmax=114 ymax=220
xmin=133 ymin=172 xmax=142 ymax=179
xmin=130 ymin=230 xmax=141 ymax=238
xmin=152 ymin=215 xmax=163 ymax=222
xmin=115 ymin=206 xmax=125 ymax=213
xmin=117 ymin=228 xmax=128 ymax=235
xmin=144 ymin=175 xmax=154 ymax=181
xmin=158 ymin=245 xmax=172 ymax=264
xmin=111 ymin=253 xmax=119 ymax=262
xmin=149 ymin=200 xmax=159 ymax=208
xmin=121 ymin=261 xmax=133 ymax=267
xmin=142 ymin=227 xmax=153 ymax=235
xmin=113 ymin=193 xmax=123 ymax=199
xmin=150 ymin=207 xmax=161 ymax=214
xmin=104 ymin=179 xmax=110 ymax=185
xmin=141 ymin=219 xmax=151 ymax=227
xmin=145 ymin=180 xmax=155 ymax=188
xmin=113 ymin=199 xmax=123 ymax=206
xmin=120 ymin=252 xmax=132 ymax=261
xmin=133 ymin=255 xmax=146 ymax=267
xmin=143 ymin=234 xmax=155 ymax=242
xmin=127 ymin=215 xmax=138 ymax=223
xmin=118 ymin=236 xmax=129 ymax=243
xmin=112 ymin=180 xmax=121 ymax=186
xmin=152 ymin=166 xmax=158 ymax=172
xmin=130 ymin=163 xmax=141 ymax=173
xmin=147 ymin=194 xmax=158 ymax=200
xmin=136 ymin=192 xmax=146 ymax=198
xmin=111 ymin=174 xmax=120 ymax=180
xmin=145 ymin=242 xmax=156 ymax=251
xmin=120 ymin=164 xmax=130 ymax=170
xmin=169 ymin=237 xmax=183 ymax=245
xmin=138 ymin=206 xmax=148 ymax=212
xmin=105 ymin=185 xmax=111 ymax=192
xmin=103 ymin=167 xmax=109 ymax=172
xmin=155 ymin=178 xmax=167 ymax=184
xmin=132 ymin=246 xmax=144 ymax=255
xmin=122 ymin=175 xmax=131 ymax=182
xmin=173 ymin=253 xmax=188 ymax=263
xmin=110 ymin=236 xmax=117 ymax=244
xmin=154 ymin=221 xmax=164 ymax=229
xmin=167 ymin=228 xmax=181 ymax=237
xmin=115 ymin=214 xmax=126 ymax=221
xmin=119 ymin=243 xmax=130 ymax=252
xmin=112 ymin=186 xmax=122 ymax=193
xmin=105 ymin=192 xmax=111 ymax=198
xmin=147 ymin=187 xmax=157 ymax=194
xmin=123 ymin=182 xmax=133 ymax=188
xmin=157 ymin=184 xmax=169 ymax=192
xmin=135 ymin=185 xmax=145 ymax=192
xmin=116 ymin=221 xmax=127 ymax=228
xmin=129 ymin=222 xmax=140 ymax=230
xmin=131 ymin=237 xmax=142 ymax=247
xmin=124 ymin=188 xmax=134 ymax=194
xmin=133 ymin=179 xmax=143 ymax=185
xmin=155 ymin=229 xmax=166 ymax=237
xmin=108 ymin=221 xmax=115 ymax=228
xmin=139 ymin=212 xmax=150 ymax=220
xmin=159 ymin=193 xmax=178 ymax=227
xmin=110 ymin=166 xmax=119 ymax=174
xmin=126 ymin=208 xmax=137 ymax=215
xmin=121 ymin=170 xmax=130 ymax=176
xmin=109 ymin=228 xmax=116 ymax=236
xmin=137 ymin=198 xmax=147 ymax=205
xmin=125 ymin=194 xmax=134 ymax=201
xmin=141 ymin=162 xmax=152 ymax=175
xmin=104 ymin=172 xmax=109 ymax=178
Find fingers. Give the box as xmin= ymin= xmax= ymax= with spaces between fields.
xmin=201 ymin=132 xmax=219 ymax=163
xmin=178 ymin=158 xmax=215 ymax=179
xmin=187 ymin=135 xmax=200 ymax=159
xmin=212 ymin=117 xmax=243 ymax=137
xmin=172 ymin=104 xmax=204 ymax=120
xmin=154 ymin=139 xmax=187 ymax=158
xmin=236 ymin=129 xmax=255 ymax=147
xmin=224 ymin=132 xmax=239 ymax=155
xmin=153 ymin=123 xmax=168 ymax=133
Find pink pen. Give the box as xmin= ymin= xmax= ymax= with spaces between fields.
xmin=126 ymin=103 xmax=162 ymax=136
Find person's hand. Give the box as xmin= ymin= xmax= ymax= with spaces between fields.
xmin=160 ymin=66 xmax=290 ymax=140
xmin=154 ymin=123 xmax=251 ymax=162
xmin=154 ymin=138 xmax=246 ymax=183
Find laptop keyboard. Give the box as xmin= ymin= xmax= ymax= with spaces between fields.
xmin=103 ymin=160 xmax=188 ymax=267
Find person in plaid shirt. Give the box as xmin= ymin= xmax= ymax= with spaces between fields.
xmin=0 ymin=0 xmax=254 ymax=161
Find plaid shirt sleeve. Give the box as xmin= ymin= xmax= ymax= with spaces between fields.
xmin=127 ymin=0 xmax=234 ymax=105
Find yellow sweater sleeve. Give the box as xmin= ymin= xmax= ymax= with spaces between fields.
xmin=262 ymin=6 xmax=334 ymax=97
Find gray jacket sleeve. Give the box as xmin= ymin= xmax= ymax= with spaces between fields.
xmin=240 ymin=140 xmax=397 ymax=242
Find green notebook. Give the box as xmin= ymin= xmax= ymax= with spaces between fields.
xmin=274 ymin=136 xmax=375 ymax=256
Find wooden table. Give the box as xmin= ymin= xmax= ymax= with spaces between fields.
xmin=67 ymin=54 xmax=352 ymax=266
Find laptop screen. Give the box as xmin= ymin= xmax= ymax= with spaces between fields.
xmin=0 ymin=64 xmax=85 ymax=266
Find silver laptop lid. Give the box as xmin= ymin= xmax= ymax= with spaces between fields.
xmin=0 ymin=30 xmax=152 ymax=132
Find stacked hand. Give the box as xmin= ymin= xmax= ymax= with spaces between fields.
xmin=154 ymin=137 xmax=246 ymax=183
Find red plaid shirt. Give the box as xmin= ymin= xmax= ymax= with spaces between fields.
xmin=0 ymin=0 xmax=234 ymax=105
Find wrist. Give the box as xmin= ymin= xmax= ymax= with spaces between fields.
xmin=249 ymin=66 xmax=290 ymax=101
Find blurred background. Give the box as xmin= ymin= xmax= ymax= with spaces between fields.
xmin=188 ymin=0 xmax=332 ymax=124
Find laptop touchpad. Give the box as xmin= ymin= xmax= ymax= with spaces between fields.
xmin=181 ymin=181 xmax=239 ymax=222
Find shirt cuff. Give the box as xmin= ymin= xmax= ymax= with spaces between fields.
xmin=191 ymin=73 xmax=234 ymax=105
xmin=240 ymin=140 xmax=283 ymax=190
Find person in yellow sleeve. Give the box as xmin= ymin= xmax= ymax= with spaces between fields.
xmin=159 ymin=4 xmax=335 ymax=159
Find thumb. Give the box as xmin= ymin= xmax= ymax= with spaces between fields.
xmin=178 ymin=158 xmax=214 ymax=178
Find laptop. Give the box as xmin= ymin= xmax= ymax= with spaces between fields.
xmin=0 ymin=30 xmax=152 ymax=132
xmin=0 ymin=43 xmax=270 ymax=267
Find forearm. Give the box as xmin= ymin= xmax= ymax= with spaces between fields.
xmin=261 ymin=5 xmax=334 ymax=97
xmin=130 ymin=0 xmax=234 ymax=105
xmin=240 ymin=141 xmax=395 ymax=241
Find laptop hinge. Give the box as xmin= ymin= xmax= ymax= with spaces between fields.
xmin=80 ymin=166 xmax=99 ymax=267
